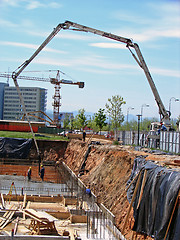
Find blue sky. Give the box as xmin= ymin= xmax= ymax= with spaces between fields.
xmin=0 ymin=0 xmax=180 ymax=120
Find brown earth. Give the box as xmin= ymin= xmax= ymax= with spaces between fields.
xmin=62 ymin=139 xmax=180 ymax=239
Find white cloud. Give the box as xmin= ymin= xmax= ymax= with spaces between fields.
xmin=27 ymin=30 xmax=95 ymax=41
xmin=0 ymin=0 xmax=62 ymax=9
xmin=26 ymin=1 xmax=42 ymax=10
xmin=26 ymin=0 xmax=62 ymax=10
xmin=151 ymin=67 xmax=180 ymax=78
xmin=33 ymin=55 xmax=180 ymax=79
xmin=112 ymin=1 xmax=180 ymax=42
xmin=0 ymin=41 xmax=67 ymax=54
xmin=48 ymin=2 xmax=62 ymax=8
xmin=0 ymin=0 xmax=19 ymax=7
xmin=2 ymin=52 xmax=179 ymax=80
xmin=129 ymin=28 xmax=180 ymax=43
xmin=33 ymin=57 xmax=70 ymax=67
xmin=0 ymin=19 xmax=18 ymax=28
xmin=90 ymin=42 xmax=126 ymax=49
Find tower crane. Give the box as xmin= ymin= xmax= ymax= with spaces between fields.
xmin=0 ymin=71 xmax=84 ymax=125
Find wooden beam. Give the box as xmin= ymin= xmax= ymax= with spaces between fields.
xmin=14 ymin=217 xmax=19 ymax=235
xmin=23 ymin=193 xmax=27 ymax=209
xmin=1 ymin=193 xmax=5 ymax=209
xmin=137 ymin=170 xmax=147 ymax=209
xmin=164 ymin=190 xmax=180 ymax=240
xmin=122 ymin=170 xmax=142 ymax=234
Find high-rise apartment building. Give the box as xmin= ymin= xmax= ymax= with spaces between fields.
xmin=2 ymin=84 xmax=47 ymax=121
xmin=0 ymin=82 xmax=9 ymax=119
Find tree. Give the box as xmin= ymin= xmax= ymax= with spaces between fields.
xmin=105 ymin=95 xmax=126 ymax=139
xmin=88 ymin=115 xmax=99 ymax=133
xmin=63 ymin=114 xmax=70 ymax=130
xmin=120 ymin=119 xmax=137 ymax=131
xmin=75 ymin=108 xmax=87 ymax=130
xmin=95 ymin=108 xmax=107 ymax=134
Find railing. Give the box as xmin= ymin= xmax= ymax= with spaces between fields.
xmin=117 ymin=130 xmax=180 ymax=154
xmin=160 ymin=131 xmax=180 ymax=153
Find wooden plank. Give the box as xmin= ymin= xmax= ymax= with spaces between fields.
xmin=38 ymin=211 xmax=58 ymax=221
xmin=70 ymin=215 xmax=87 ymax=223
xmin=23 ymin=193 xmax=27 ymax=219
xmin=1 ymin=193 xmax=5 ymax=209
xmin=122 ymin=170 xmax=142 ymax=234
xmin=14 ymin=217 xmax=19 ymax=235
xmin=21 ymin=210 xmax=47 ymax=224
xmin=23 ymin=193 xmax=27 ymax=209
xmin=26 ymin=201 xmax=30 ymax=209
xmin=137 ymin=170 xmax=147 ymax=209
xmin=0 ymin=206 xmax=18 ymax=230
xmin=25 ymin=209 xmax=48 ymax=221
xmin=164 ymin=190 xmax=180 ymax=240
xmin=3 ymin=195 xmax=64 ymax=203
xmin=0 ymin=204 xmax=15 ymax=227
xmin=47 ymin=211 xmax=71 ymax=220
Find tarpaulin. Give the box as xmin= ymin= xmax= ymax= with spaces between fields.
xmin=0 ymin=137 xmax=32 ymax=159
xmin=127 ymin=157 xmax=180 ymax=240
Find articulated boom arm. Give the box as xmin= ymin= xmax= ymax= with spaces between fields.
xmin=63 ymin=21 xmax=170 ymax=122
xmin=12 ymin=20 xmax=170 ymax=123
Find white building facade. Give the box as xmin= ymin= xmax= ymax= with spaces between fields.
xmin=3 ymin=85 xmax=47 ymax=121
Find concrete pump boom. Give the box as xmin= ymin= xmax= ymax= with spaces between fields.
xmin=12 ymin=20 xmax=173 ymax=161
xmin=12 ymin=20 xmax=170 ymax=126
xmin=62 ymin=21 xmax=170 ymax=124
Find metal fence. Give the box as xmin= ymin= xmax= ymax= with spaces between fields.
xmin=160 ymin=131 xmax=180 ymax=154
xmin=117 ymin=130 xmax=180 ymax=154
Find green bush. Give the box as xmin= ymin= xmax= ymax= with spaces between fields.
xmin=113 ymin=140 xmax=120 ymax=145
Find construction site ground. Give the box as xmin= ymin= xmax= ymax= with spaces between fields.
xmin=0 ymin=136 xmax=180 ymax=239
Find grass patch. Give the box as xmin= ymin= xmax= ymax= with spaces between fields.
xmin=113 ymin=140 xmax=120 ymax=145
xmin=0 ymin=131 xmax=69 ymax=141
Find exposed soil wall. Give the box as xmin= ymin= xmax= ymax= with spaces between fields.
xmin=63 ymin=139 xmax=137 ymax=238
xmin=63 ymin=139 xmax=180 ymax=239
xmin=29 ymin=139 xmax=68 ymax=161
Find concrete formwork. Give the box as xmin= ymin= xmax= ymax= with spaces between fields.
xmin=0 ymin=158 xmax=126 ymax=240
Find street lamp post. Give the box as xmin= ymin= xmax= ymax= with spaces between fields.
xmin=127 ymin=107 xmax=134 ymax=123
xmin=141 ymin=104 xmax=149 ymax=123
xmin=137 ymin=114 xmax=142 ymax=146
xmin=169 ymin=97 xmax=179 ymax=115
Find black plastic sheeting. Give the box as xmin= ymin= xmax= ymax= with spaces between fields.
xmin=127 ymin=157 xmax=180 ymax=240
xmin=0 ymin=137 xmax=32 ymax=159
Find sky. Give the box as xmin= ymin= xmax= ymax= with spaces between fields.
xmin=0 ymin=0 xmax=180 ymax=120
